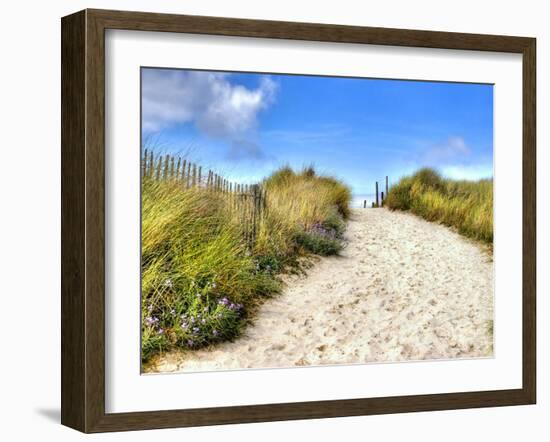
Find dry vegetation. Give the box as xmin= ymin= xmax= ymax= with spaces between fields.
xmin=385 ymin=168 xmax=493 ymax=243
xmin=141 ymin=165 xmax=351 ymax=361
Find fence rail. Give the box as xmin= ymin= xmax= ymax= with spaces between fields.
xmin=142 ymin=149 xmax=266 ymax=248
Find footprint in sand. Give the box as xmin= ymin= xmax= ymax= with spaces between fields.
xmin=148 ymin=209 xmax=494 ymax=373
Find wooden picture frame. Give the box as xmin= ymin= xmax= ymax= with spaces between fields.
xmin=61 ymin=8 xmax=536 ymax=433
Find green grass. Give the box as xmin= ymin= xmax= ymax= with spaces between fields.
xmin=141 ymin=166 xmax=351 ymax=361
xmin=385 ymin=168 xmax=493 ymax=243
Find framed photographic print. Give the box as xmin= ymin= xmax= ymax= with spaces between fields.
xmin=61 ymin=9 xmax=536 ymax=433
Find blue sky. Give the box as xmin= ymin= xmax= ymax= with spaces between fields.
xmin=141 ymin=68 xmax=493 ymax=201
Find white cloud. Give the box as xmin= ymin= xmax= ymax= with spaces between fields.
xmin=142 ymin=69 xmax=277 ymax=156
xmin=421 ymin=136 xmax=471 ymax=164
xmin=406 ymin=136 xmax=493 ymax=181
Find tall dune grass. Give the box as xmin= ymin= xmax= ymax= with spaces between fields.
xmin=385 ymin=168 xmax=493 ymax=243
xmin=141 ymin=166 xmax=351 ymax=361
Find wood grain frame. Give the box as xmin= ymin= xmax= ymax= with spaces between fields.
xmin=61 ymin=9 xmax=536 ymax=433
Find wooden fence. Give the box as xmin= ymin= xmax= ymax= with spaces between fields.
xmin=141 ymin=149 xmax=266 ymax=247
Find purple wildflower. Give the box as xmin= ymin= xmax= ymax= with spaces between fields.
xmin=227 ymin=303 xmax=244 ymax=313
xmin=213 ymin=329 xmax=219 ymax=336
xmin=201 ymin=318 xmax=206 ymax=324
xmin=145 ymin=316 xmax=158 ymax=326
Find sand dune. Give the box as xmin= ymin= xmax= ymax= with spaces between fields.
xmin=146 ymin=208 xmax=494 ymax=373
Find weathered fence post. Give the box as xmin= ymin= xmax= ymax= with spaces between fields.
xmin=363 ymin=200 xmax=366 ymax=208
xmin=148 ymin=151 xmax=154 ymax=178
xmin=169 ymin=157 xmax=175 ymax=179
xmin=176 ymin=158 xmax=181 ymax=181
xmin=386 ymin=176 xmax=389 ymax=199
xmin=381 ymin=191 xmax=385 ymax=206
xmin=251 ymin=185 xmax=259 ymax=246
xmin=198 ymin=166 xmax=202 ymax=187
xmin=375 ymin=181 xmax=379 ymax=207
xmin=163 ymin=155 xmax=170 ymax=180
xmin=156 ymin=156 xmax=163 ymax=180
xmin=142 ymin=149 xmax=148 ymax=177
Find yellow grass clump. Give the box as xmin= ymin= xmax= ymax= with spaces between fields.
xmin=386 ymin=168 xmax=493 ymax=243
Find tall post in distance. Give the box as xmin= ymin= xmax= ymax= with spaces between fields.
xmin=386 ymin=176 xmax=389 ymax=199
xmin=156 ymin=156 xmax=163 ymax=181
xmin=251 ymin=184 xmax=258 ymax=246
xmin=148 ymin=151 xmax=154 ymax=178
xmin=175 ymin=157 xmax=181 ymax=181
xmin=163 ymin=155 xmax=170 ymax=180
xmin=375 ymin=181 xmax=379 ymax=207
xmin=381 ymin=191 xmax=385 ymax=206
xmin=142 ymin=149 xmax=148 ymax=178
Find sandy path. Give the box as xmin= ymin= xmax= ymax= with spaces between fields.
xmin=148 ymin=208 xmax=493 ymax=373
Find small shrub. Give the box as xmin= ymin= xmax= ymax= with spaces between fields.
xmin=255 ymin=254 xmax=283 ymax=274
xmin=295 ymin=230 xmax=343 ymax=256
xmin=302 ymin=165 xmax=316 ymax=178
xmin=413 ymin=167 xmax=444 ymax=190
xmin=323 ymin=210 xmax=346 ymax=236
xmin=385 ymin=177 xmax=413 ymax=210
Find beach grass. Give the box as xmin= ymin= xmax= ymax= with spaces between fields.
xmin=385 ymin=168 xmax=493 ymax=243
xmin=141 ymin=165 xmax=351 ymax=361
